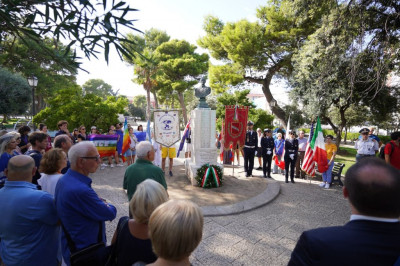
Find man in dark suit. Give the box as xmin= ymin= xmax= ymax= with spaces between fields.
xmin=289 ymin=158 xmax=400 ymax=266
xmin=244 ymin=121 xmax=258 ymax=177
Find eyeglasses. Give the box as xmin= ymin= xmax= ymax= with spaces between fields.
xmin=362 ymin=132 xmax=368 ymax=135
xmin=80 ymin=155 xmax=101 ymax=161
xmin=81 ymin=128 xmax=86 ymax=130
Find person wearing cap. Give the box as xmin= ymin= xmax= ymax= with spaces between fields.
xmin=244 ymin=121 xmax=258 ymax=177
xmin=284 ymin=130 xmax=299 ymax=183
xmin=90 ymin=126 xmax=98 ymax=135
xmin=357 ymin=127 xmax=382 ymax=147
xmin=355 ymin=128 xmax=379 ymax=162
xmin=261 ymin=128 xmax=275 ymax=178
xmin=256 ymin=128 xmax=263 ymax=170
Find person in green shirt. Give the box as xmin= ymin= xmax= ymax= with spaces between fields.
xmin=123 ymin=141 xmax=167 ymax=200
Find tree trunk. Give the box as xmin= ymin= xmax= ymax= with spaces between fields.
xmin=152 ymin=91 xmax=159 ymax=109
xmin=244 ymin=62 xmax=287 ymax=128
xmin=178 ymin=92 xmax=187 ymax=125
xmin=144 ymin=84 xmax=151 ymax=122
xmin=344 ymin=126 xmax=348 ymax=144
xmin=2 ymin=114 xmax=7 ymax=123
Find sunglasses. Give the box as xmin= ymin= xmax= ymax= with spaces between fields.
xmin=80 ymin=155 xmax=101 ymax=161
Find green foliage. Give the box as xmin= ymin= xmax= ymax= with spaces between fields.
xmin=250 ymin=109 xmax=274 ymax=132
xmin=0 ymin=67 xmax=31 ymax=117
xmin=283 ymin=104 xmax=308 ymax=130
xmin=82 ymin=79 xmax=115 ymax=99
xmin=128 ymin=104 xmax=145 ymax=120
xmin=195 ymin=164 xmax=223 ymax=188
xmin=123 ymin=29 xmax=170 ymax=120
xmin=289 ymin=2 xmax=398 ymax=147
xmin=0 ymin=0 xmax=141 ymax=65
xmin=33 ymin=86 xmax=128 ymax=131
xmin=128 ymin=95 xmax=147 ymax=120
xmin=197 ymin=1 xmax=323 ymax=126
xmin=0 ymin=36 xmax=78 ymax=110
xmin=154 ymin=39 xmax=209 ymax=124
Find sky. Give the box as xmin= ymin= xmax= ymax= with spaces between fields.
xmin=76 ymin=0 xmax=290 ymax=104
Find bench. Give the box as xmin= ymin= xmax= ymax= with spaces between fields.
xmin=314 ymin=162 xmax=345 ymax=186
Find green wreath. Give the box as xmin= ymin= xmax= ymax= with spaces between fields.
xmin=195 ymin=164 xmax=223 ymax=188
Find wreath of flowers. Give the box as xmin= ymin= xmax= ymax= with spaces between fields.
xmin=195 ymin=164 xmax=223 ymax=188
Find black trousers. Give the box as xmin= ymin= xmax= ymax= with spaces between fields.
xmin=285 ymin=155 xmax=297 ymax=181
xmin=244 ymin=147 xmax=256 ymax=175
xmin=262 ymin=154 xmax=273 ymax=177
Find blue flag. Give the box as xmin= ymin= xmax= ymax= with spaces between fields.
xmin=177 ymin=120 xmax=191 ymax=157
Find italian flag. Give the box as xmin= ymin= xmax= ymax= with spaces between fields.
xmin=310 ymin=117 xmax=329 ymax=173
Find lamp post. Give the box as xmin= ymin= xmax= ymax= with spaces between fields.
xmin=27 ymin=75 xmax=38 ymax=131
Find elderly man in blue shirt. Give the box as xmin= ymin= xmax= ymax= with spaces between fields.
xmin=0 ymin=155 xmax=59 ymax=266
xmin=55 ymin=142 xmax=117 ymax=265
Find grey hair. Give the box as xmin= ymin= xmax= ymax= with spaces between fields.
xmin=68 ymin=141 xmax=96 ymax=166
xmin=136 ymin=141 xmax=153 ymax=159
xmin=0 ymin=133 xmax=16 ymax=155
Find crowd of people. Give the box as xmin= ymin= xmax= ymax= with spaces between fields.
xmin=0 ymin=118 xmax=399 ymax=265
xmin=219 ymin=122 xmax=400 ymax=187
xmin=0 ymin=118 xmax=202 ymax=265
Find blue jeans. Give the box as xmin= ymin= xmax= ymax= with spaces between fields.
xmin=322 ymin=159 xmax=334 ymax=183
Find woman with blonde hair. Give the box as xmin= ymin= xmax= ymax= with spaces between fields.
xmin=37 ymin=148 xmax=67 ymax=195
xmin=144 ymin=200 xmax=204 ymax=266
xmin=109 ymin=179 xmax=169 ymax=266
xmin=0 ymin=133 xmax=18 ymax=184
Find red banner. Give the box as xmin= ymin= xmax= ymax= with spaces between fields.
xmin=223 ymin=105 xmax=248 ymax=150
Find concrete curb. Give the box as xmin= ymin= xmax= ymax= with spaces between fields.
xmin=201 ymin=180 xmax=281 ymax=217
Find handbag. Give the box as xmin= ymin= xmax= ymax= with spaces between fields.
xmin=61 ymin=221 xmax=108 ymax=266
xmin=105 ymin=216 xmax=130 ymax=266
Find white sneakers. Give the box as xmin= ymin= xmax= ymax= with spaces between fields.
xmin=110 ymin=164 xmax=114 ymax=168
xmin=117 ymin=163 xmax=124 ymax=167
xmin=319 ymin=182 xmax=330 ymax=189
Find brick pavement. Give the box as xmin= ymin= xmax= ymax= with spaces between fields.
xmin=92 ymin=160 xmax=350 ymax=266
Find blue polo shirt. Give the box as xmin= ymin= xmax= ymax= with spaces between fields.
xmin=55 ymin=169 xmax=117 ymax=265
xmin=0 ymin=181 xmax=59 ymax=266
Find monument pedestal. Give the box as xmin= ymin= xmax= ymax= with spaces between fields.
xmin=185 ymin=108 xmax=222 ymax=186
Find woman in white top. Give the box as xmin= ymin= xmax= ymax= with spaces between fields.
xmin=38 ymin=148 xmax=67 ymax=196
xmin=125 ymin=127 xmax=138 ymax=166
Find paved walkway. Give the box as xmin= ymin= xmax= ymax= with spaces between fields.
xmin=92 ymin=159 xmax=350 ymax=266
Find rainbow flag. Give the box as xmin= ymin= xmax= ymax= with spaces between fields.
xmin=89 ymin=134 xmax=118 ymax=158
xmin=121 ymin=118 xmax=131 ymax=162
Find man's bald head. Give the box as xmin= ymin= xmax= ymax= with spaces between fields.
xmin=344 ymin=158 xmax=400 ymax=218
xmin=5 ymin=155 xmax=36 ymax=182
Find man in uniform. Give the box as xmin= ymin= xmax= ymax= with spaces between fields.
xmin=261 ymin=129 xmax=275 ymax=178
xmin=355 ymin=128 xmax=379 ymax=162
xmin=243 ymin=121 xmax=258 ymax=177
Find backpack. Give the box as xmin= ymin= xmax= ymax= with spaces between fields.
xmin=379 ymin=142 xmax=394 ymax=159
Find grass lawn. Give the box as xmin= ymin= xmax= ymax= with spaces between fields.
xmin=335 ymin=146 xmax=358 ymax=175
xmin=1 ymin=118 xmax=24 ymax=128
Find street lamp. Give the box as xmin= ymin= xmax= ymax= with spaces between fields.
xmin=27 ymin=75 xmax=38 ymax=131
xmin=270 ymin=99 xmax=277 ymax=108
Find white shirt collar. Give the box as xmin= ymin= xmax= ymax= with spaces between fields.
xmin=350 ymin=214 xmax=399 ymax=223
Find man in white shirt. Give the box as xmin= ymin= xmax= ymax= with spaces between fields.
xmin=295 ymin=131 xmax=308 ymax=179
xmin=355 ymin=128 xmax=379 ymax=162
